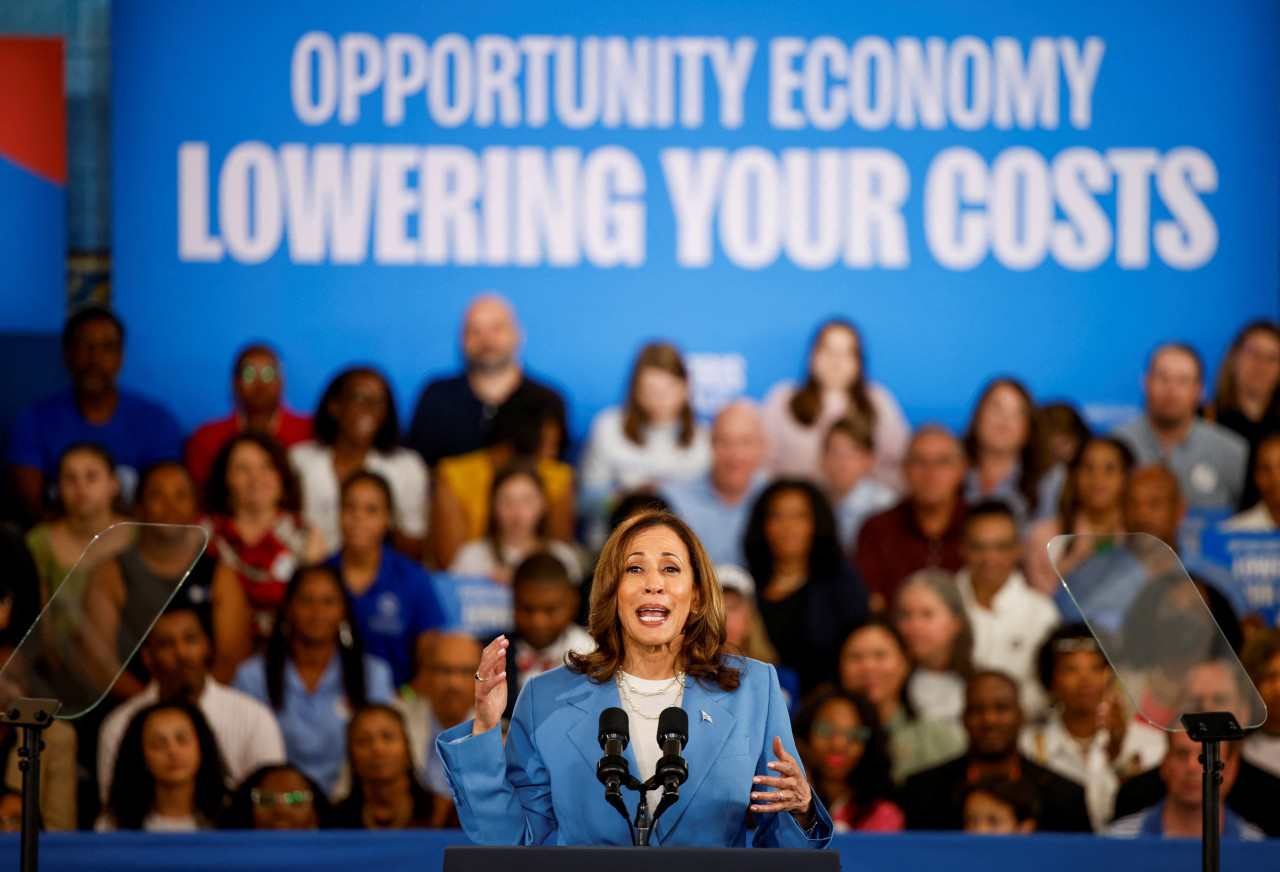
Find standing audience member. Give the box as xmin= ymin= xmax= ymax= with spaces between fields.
xmin=1114 ymin=343 xmax=1248 ymax=511
xmin=662 ymin=400 xmax=769 ymax=566
xmin=290 ymin=367 xmax=428 ymax=558
xmin=397 ymin=632 xmax=482 ymax=823
xmin=955 ymin=501 xmax=1060 ymax=717
xmin=502 ymin=554 xmax=593 ymax=714
xmin=856 ymin=427 xmax=969 ymax=612
xmin=404 ymin=294 xmax=568 ymax=467
xmin=97 ymin=604 xmax=286 ymax=801
xmin=744 ymin=480 xmax=868 ymax=692
xmin=894 ymin=569 xmax=973 ymax=728
xmin=432 ymin=389 xmax=574 ymax=568
xmin=822 ymin=417 xmax=897 ymax=557
xmin=206 ymin=434 xmax=325 ymax=675
xmin=336 ymin=705 xmax=435 ymax=829
xmin=232 ymin=565 xmax=395 ymax=794
xmin=1207 ymin=321 xmax=1280 ymax=509
xmin=330 ymin=472 xmax=447 ymax=686
xmin=1222 ymin=432 xmax=1280 ymax=531
xmin=8 ymin=307 xmax=181 ymax=519
xmin=185 ymin=344 xmax=312 ymax=494
xmin=221 ymin=764 xmax=334 ymax=829
xmin=899 ymin=672 xmax=1091 ymax=832
xmin=98 ymin=701 xmax=226 ymax=832
xmin=1041 ymin=402 xmax=1091 ymax=468
xmin=1024 ymin=437 xmax=1134 ymax=595
xmin=761 ymin=319 xmax=910 ymax=490
xmin=796 ymin=688 xmax=904 ymax=832
xmin=579 ymin=342 xmax=710 ymax=548
xmin=960 ymin=777 xmax=1038 ymax=834
xmin=1019 ymin=624 xmax=1166 ymax=831
xmin=962 ymin=378 xmax=1061 ymax=528
xmin=1108 ymin=730 xmax=1264 ymax=840
xmin=838 ymin=619 xmax=965 ymax=785
xmin=447 ymin=463 xmax=583 ymax=585
xmin=1239 ymin=630 xmax=1280 ymax=777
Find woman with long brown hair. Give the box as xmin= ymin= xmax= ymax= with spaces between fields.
xmin=437 ymin=509 xmax=833 ymax=847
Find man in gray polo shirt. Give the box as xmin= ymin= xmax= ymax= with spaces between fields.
xmin=1114 ymin=343 xmax=1248 ymax=511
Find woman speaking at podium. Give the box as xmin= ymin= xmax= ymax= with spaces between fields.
xmin=437 ymin=509 xmax=832 ymax=847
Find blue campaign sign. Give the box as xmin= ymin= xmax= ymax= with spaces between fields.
xmin=111 ymin=0 xmax=1280 ymax=439
xmin=1195 ymin=526 xmax=1280 ymax=628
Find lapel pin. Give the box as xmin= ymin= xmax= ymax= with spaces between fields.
xmin=701 ymin=710 xmax=712 ymax=724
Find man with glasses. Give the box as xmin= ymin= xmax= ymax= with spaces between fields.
xmin=185 ymin=343 xmax=313 ymax=493
xmin=7 ymin=306 xmax=183 ymax=519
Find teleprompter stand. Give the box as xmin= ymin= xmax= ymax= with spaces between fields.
xmin=1 ymin=699 xmax=60 ymax=872
xmin=1180 ymin=712 xmax=1245 ymax=872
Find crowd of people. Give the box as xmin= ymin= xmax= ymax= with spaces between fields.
xmin=0 ymin=294 xmax=1278 ymax=840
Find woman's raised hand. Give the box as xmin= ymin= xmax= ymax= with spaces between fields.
xmin=472 ymin=635 xmax=509 ymax=736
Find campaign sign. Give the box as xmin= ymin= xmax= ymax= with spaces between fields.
xmin=1196 ymin=526 xmax=1280 ymax=628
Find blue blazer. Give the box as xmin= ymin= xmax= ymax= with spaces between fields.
xmin=437 ymin=657 xmax=833 ymax=847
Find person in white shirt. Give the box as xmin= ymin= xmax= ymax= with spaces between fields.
xmin=505 ymin=554 xmax=594 ymax=701
xmin=1222 ymin=433 xmax=1280 ymax=532
xmin=1240 ymin=629 xmax=1280 ymax=777
xmin=1019 ymin=624 xmax=1166 ymax=831
xmin=579 ymin=342 xmax=711 ymax=547
xmin=98 ymin=605 xmax=286 ymax=801
xmin=894 ymin=569 xmax=974 ymax=729
xmin=954 ymin=501 xmax=1059 ymax=718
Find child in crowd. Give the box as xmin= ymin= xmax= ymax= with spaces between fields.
xmin=503 ymin=553 xmax=593 ymax=715
xmin=221 ymin=764 xmax=334 ymax=829
xmin=821 ymin=417 xmax=897 ymax=557
xmin=961 ymin=777 xmax=1038 ymax=834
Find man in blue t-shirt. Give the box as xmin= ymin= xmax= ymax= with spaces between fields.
xmin=7 ymin=307 xmax=182 ymax=519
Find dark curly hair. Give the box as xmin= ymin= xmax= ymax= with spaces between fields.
xmin=219 ymin=763 xmax=335 ymax=829
xmin=204 ymin=432 xmax=301 ymax=516
xmin=794 ymin=687 xmax=897 ymax=815
xmin=313 ymin=367 xmax=401 ymax=453
xmin=743 ymin=479 xmax=843 ymax=584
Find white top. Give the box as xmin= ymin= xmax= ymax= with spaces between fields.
xmin=616 ymin=671 xmax=687 ymax=813
xmin=955 ymin=567 xmax=1060 ymax=718
xmin=1221 ymin=502 xmax=1279 ymax=532
xmin=289 ymin=440 xmax=429 ymax=553
xmin=1242 ymin=730 xmax=1280 ymax=777
xmin=447 ymin=538 xmax=586 ymax=585
xmin=513 ymin=625 xmax=596 ymax=688
xmin=579 ymin=408 xmax=711 ymax=545
xmin=1019 ymin=709 xmax=1167 ymax=832
xmin=95 ymin=811 xmax=205 ymax=832
xmin=760 ymin=379 xmax=910 ymax=492
xmin=905 ymin=668 xmax=966 ymax=728
xmin=97 ymin=677 xmax=287 ymax=801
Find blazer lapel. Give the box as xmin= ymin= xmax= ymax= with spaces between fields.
xmin=652 ymin=678 xmax=737 ymax=842
xmin=565 ymin=677 xmax=640 ymax=779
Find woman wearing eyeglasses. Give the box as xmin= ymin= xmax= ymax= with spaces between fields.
xmin=221 ymin=764 xmax=334 ymax=829
xmin=795 ymin=687 xmax=903 ymax=832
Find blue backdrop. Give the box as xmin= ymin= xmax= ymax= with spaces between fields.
xmin=111 ymin=0 xmax=1280 ymax=441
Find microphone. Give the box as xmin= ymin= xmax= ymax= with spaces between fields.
xmin=597 ymin=707 xmax=631 ymax=792
xmin=655 ymin=707 xmax=689 ymax=793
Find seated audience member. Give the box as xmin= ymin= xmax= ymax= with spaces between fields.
xmin=0 ymin=791 xmax=20 ymax=833
xmin=760 ymin=319 xmax=910 ymax=490
xmin=715 ymin=563 xmax=799 ymax=709
xmin=7 ymin=307 xmax=182 ymax=520
xmin=232 ymin=565 xmax=395 ymax=794
xmin=330 ymin=472 xmax=447 ymax=686
xmin=290 ymin=367 xmax=428 ymax=558
xmin=960 ymin=776 xmax=1038 ymax=834
xmin=822 ymin=416 xmax=897 ymax=557
xmin=221 ymin=763 xmax=334 ymax=829
xmin=1113 ymin=343 xmax=1248 ymax=511
xmin=1222 ymin=432 xmax=1280 ymax=531
xmin=899 ymin=671 xmax=1091 ymax=832
xmin=744 ymin=480 xmax=869 ymax=692
xmin=1207 ymin=321 xmax=1280 ymax=510
xmin=25 ymin=444 xmax=128 ymax=624
xmin=448 ymin=463 xmax=584 ymax=585
xmin=856 ymin=426 xmax=969 ymax=612
xmin=895 ymin=569 xmax=974 ymax=728
xmin=579 ymin=342 xmax=711 ymax=547
xmin=99 ymin=701 xmax=227 ymax=831
xmin=1109 ymin=729 xmax=1264 ymax=840
xmin=502 ymin=554 xmax=593 ymax=715
xmin=397 ymin=632 xmax=482 ymax=815
xmin=98 ymin=604 xmax=286 ymax=801
xmin=661 ymin=400 xmax=769 ymax=566
xmin=1019 ymin=624 xmax=1166 ymax=832
xmin=185 ymin=344 xmax=312 ymax=494
xmin=432 ymin=389 xmax=574 ymax=569
xmin=1024 ymin=437 xmax=1134 ymax=595
xmin=1113 ymin=660 xmax=1280 ymax=836
xmin=1041 ymin=402 xmax=1091 ymax=468
xmin=1241 ymin=629 xmax=1280 ymax=776
xmin=962 ymin=378 xmax=1063 ymax=529
xmin=207 ymin=434 xmax=326 ymax=675
xmin=955 ymin=501 xmax=1060 ymax=717
xmin=838 ymin=618 xmax=965 ymax=785
xmin=796 ymin=687 xmax=904 ymax=832
xmin=404 ymin=294 xmax=568 ymax=467
xmin=336 ymin=704 xmax=435 ymax=829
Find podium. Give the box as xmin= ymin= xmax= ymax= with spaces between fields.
xmin=444 ymin=847 xmax=841 ymax=872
